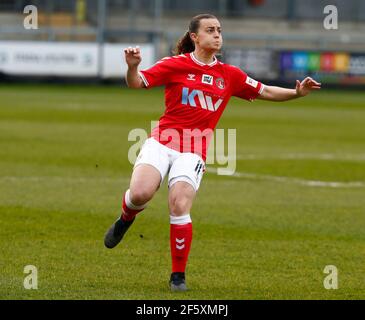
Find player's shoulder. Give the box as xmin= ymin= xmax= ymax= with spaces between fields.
xmin=223 ymin=63 xmax=247 ymax=75
xmin=155 ymin=54 xmax=188 ymax=66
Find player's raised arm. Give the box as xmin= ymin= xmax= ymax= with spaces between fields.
xmin=258 ymin=77 xmax=321 ymax=101
xmin=124 ymin=46 xmax=144 ymax=89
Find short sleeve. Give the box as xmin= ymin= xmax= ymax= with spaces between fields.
xmin=139 ymin=57 xmax=174 ymax=88
xmin=230 ymin=66 xmax=265 ymax=101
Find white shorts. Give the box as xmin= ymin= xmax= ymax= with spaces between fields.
xmin=134 ymin=138 xmax=205 ymax=191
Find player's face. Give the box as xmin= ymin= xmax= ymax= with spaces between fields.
xmin=192 ymin=19 xmax=223 ymax=52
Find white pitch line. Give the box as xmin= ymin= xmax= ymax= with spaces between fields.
xmin=206 ymin=167 xmax=365 ymax=188
xmin=0 ymin=176 xmax=130 ymax=183
xmin=212 ymin=153 xmax=365 ymax=161
xmin=237 ymin=153 xmax=365 ymax=161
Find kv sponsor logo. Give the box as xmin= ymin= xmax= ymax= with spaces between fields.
xmin=181 ymin=87 xmax=223 ymax=112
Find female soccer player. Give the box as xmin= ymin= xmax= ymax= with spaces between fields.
xmin=104 ymin=14 xmax=321 ymax=292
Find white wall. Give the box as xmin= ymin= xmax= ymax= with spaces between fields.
xmin=0 ymin=41 xmax=155 ymax=78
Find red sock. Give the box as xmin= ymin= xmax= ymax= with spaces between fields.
xmin=170 ymin=214 xmax=193 ymax=273
xmin=121 ymin=189 xmax=146 ymax=222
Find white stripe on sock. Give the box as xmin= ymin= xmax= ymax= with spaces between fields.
xmin=125 ymin=189 xmax=147 ymax=210
xmin=170 ymin=214 xmax=192 ymax=225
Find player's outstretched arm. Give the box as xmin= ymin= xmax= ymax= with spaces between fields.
xmin=124 ymin=46 xmax=144 ymax=89
xmin=258 ymin=77 xmax=321 ymax=101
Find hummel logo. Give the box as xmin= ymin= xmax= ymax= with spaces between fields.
xmin=187 ymin=74 xmax=196 ymax=81
xmin=176 ymin=238 xmax=185 ymax=250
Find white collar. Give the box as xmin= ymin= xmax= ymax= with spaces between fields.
xmin=190 ymin=52 xmax=218 ymax=67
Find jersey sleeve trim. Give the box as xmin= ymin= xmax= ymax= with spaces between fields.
xmin=138 ymin=71 xmax=149 ymax=87
xmin=259 ymin=83 xmax=265 ymax=95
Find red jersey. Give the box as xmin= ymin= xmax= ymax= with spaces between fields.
xmin=139 ymin=52 xmax=264 ymax=161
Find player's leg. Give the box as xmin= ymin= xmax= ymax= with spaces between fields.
xmin=104 ymin=138 xmax=169 ymax=249
xmin=167 ymin=153 xmax=205 ymax=291
xmin=168 ymin=181 xmax=196 ymax=291
xmin=122 ymin=164 xmax=161 ymax=220
xmin=104 ymin=164 xmax=161 ymax=249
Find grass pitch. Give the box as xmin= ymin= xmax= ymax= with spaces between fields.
xmin=0 ymin=84 xmax=364 ymax=299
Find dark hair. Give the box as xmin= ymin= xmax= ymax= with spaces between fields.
xmin=174 ymin=14 xmax=218 ymax=55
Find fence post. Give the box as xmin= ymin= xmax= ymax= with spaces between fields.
xmin=153 ymin=0 xmax=163 ymax=61
xmin=97 ymin=0 xmax=106 ymax=79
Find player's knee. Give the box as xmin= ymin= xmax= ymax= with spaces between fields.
xmin=129 ymin=187 xmax=154 ymax=206
xmin=170 ymin=195 xmax=191 ymax=215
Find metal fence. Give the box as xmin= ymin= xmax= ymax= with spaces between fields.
xmin=3 ymin=0 xmax=364 ymax=20
xmin=1 ymin=0 xmax=365 ymax=59
xmin=1 ymin=0 xmax=365 ymax=84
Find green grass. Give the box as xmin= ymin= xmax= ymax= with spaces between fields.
xmin=0 ymin=84 xmax=364 ymax=299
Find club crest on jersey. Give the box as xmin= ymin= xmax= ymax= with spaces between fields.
xmin=181 ymin=87 xmax=223 ymax=112
xmin=187 ymin=74 xmax=196 ymax=81
xmin=216 ymin=77 xmax=225 ymax=89
xmin=202 ymin=74 xmax=213 ymax=85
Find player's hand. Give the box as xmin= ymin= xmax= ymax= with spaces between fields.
xmin=296 ymin=77 xmax=321 ymax=97
xmin=124 ymin=46 xmax=141 ymax=68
